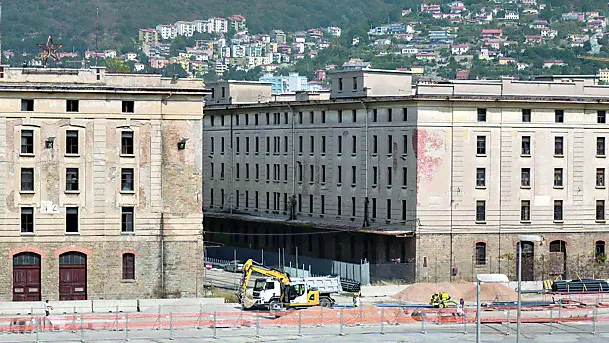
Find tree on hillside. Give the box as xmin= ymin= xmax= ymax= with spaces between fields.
xmin=104 ymin=58 xmax=131 ymax=72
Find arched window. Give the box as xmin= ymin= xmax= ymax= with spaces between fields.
xmin=122 ymin=253 xmax=135 ymax=280
xmin=475 ymin=242 xmax=487 ymax=265
xmin=596 ymin=241 xmax=606 ymax=262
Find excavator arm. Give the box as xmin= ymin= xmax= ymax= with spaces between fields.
xmin=238 ymin=259 xmax=291 ymax=302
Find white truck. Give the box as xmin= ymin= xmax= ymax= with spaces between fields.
xmin=250 ymin=276 xmax=342 ymax=310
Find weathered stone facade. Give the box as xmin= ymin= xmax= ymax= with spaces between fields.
xmin=0 ymin=67 xmax=206 ymax=301
xmin=203 ymin=70 xmax=609 ymax=282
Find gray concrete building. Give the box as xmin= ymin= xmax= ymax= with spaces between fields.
xmin=0 ymin=66 xmax=206 ymax=301
xmin=204 ymin=69 xmax=609 ymax=282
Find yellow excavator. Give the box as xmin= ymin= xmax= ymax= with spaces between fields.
xmin=238 ymin=259 xmax=341 ymax=310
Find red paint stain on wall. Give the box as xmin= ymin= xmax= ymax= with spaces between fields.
xmin=413 ymin=129 xmax=444 ymax=188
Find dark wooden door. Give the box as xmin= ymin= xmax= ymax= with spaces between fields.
xmin=13 ymin=253 xmax=41 ymax=302
xmin=549 ymin=240 xmax=567 ymax=280
xmin=59 ymin=252 xmax=87 ymax=300
xmin=521 ymin=242 xmax=535 ymax=281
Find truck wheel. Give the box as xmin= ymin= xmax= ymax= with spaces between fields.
xmin=319 ymin=298 xmax=331 ymax=308
xmin=439 ymin=303 xmax=445 ymax=308
xmin=269 ymin=300 xmax=281 ymax=312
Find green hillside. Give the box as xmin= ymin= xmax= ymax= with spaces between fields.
xmin=2 ymin=0 xmax=416 ymax=52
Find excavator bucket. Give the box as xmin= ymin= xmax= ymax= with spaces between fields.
xmin=242 ymin=296 xmax=256 ymax=309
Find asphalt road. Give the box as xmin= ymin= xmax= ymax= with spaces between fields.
xmin=7 ymin=321 xmax=609 ymax=342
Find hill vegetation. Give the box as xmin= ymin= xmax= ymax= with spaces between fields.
xmin=2 ymin=0 xmax=416 ymax=52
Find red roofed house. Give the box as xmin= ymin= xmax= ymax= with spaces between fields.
xmin=482 ymin=29 xmax=502 ymax=39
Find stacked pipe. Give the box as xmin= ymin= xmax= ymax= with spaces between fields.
xmin=551 ymin=279 xmax=609 ymax=293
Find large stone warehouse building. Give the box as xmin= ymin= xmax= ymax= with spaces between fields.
xmin=0 ymin=66 xmax=206 ymax=301
xmin=204 ymin=69 xmax=609 ymax=282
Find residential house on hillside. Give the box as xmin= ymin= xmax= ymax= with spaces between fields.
xmin=342 ymin=58 xmax=371 ymax=70
xmin=451 ymin=44 xmax=469 ymax=55
xmin=543 ymin=60 xmax=566 ymax=68
xmin=482 ymin=29 xmax=502 ymax=39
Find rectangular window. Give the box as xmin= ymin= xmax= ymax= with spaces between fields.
xmin=310 ymin=136 xmax=314 ymax=154
xmin=309 ymin=195 xmax=313 ymax=213
xmin=266 ymin=112 xmax=270 ymax=125
xmin=122 ymin=254 xmax=135 ymax=280
xmin=246 ymin=163 xmax=250 ymax=179
xmin=236 ymin=163 xmax=240 ymax=179
xmin=554 ymin=200 xmax=563 ymax=221
xmin=352 ymin=136 xmax=356 ymax=154
xmin=477 ymin=108 xmax=487 ymax=122
xmin=373 ymin=109 xmax=378 ymax=122
xmin=387 ymin=135 xmax=393 ymax=154
xmin=255 ymin=164 xmax=259 ymax=180
xmin=554 ymin=168 xmax=563 ymax=187
xmin=122 ymin=207 xmax=134 ymax=232
xmin=121 ymin=131 xmax=134 ymax=155
xmin=322 ymin=165 xmax=326 ymax=183
xmin=337 ymin=166 xmax=342 ymax=184
xmin=246 ymin=113 xmax=250 ymax=125
xmin=321 ymin=111 xmax=326 ymax=123
xmin=221 ymin=87 xmax=226 ymax=98
xmin=402 ymin=200 xmax=407 ymax=221
xmin=352 ymin=76 xmax=357 ymax=90
xmin=322 ymin=136 xmax=326 ymax=154
xmin=597 ymin=200 xmax=606 ymax=221
xmin=221 ymin=137 xmax=225 ymax=153
xmin=599 ymin=110 xmax=607 ymax=124
xmin=476 ymin=200 xmax=486 ymax=222
xmin=554 ymin=136 xmax=564 ymax=156
xmin=521 ymin=200 xmax=531 ymax=222
xmin=555 ymin=109 xmax=564 ymax=123
xmin=521 ymin=168 xmax=531 ymax=187
xmin=298 ymin=164 xmax=303 ymax=182
xmin=210 ymin=115 xmax=215 ymax=126
xmin=387 ymin=167 xmax=392 ymax=186
xmin=597 ymin=137 xmax=606 ymax=156
xmin=21 ymin=168 xmax=34 ymax=192
xmin=352 ymin=197 xmax=356 ymax=217
xmin=21 ymin=207 xmax=34 ymax=233
xmin=476 ymin=168 xmax=486 ymax=187
xmin=352 ymin=166 xmax=356 ymax=185
xmin=221 ymin=189 xmax=224 ymax=207
xmin=522 ymin=109 xmax=531 ymax=122
xmin=373 ymin=135 xmax=378 ymax=154
xmin=476 ymin=136 xmax=486 ymax=155
xmin=210 ymin=137 xmax=214 ymax=154
xmin=236 ymin=190 xmax=240 ymax=208
xmin=352 ymin=109 xmax=357 ymax=123
xmin=210 ymin=189 xmax=214 ymax=207
xmin=386 ymin=199 xmax=392 ymax=219
xmin=338 ymin=78 xmax=343 ymax=91
xmin=402 ymin=167 xmax=407 ymax=186
xmin=521 ymin=136 xmax=531 ymax=155
xmin=266 ymin=192 xmax=270 ymax=210
xmin=402 ymin=108 xmax=408 ymax=121
xmin=21 ymin=99 xmax=34 ymax=112
xmin=338 ymin=110 xmax=343 ymax=123
xmin=403 ymin=135 xmax=408 ymax=154
xmin=255 ymin=113 xmax=259 ymax=125
xmin=310 ymin=165 xmax=314 ymax=182
xmin=597 ymin=168 xmax=606 ymax=187
xmin=476 ymin=243 xmax=486 ymax=265
xmin=66 ymin=207 xmax=79 ymax=233
xmin=266 ymin=137 xmax=270 ymax=153
xmin=284 ymin=164 xmax=288 ymax=181
xmin=310 ymin=111 xmax=314 ymax=124
xmin=121 ymin=168 xmax=134 ymax=192
xmin=297 ymin=194 xmax=302 ymax=212
xmin=266 ymin=164 xmax=270 ymax=181
xmin=298 ymin=136 xmax=303 ymax=153
xmin=66 ymin=168 xmax=79 ymax=192
xmin=284 ymin=136 xmax=288 ymax=153
xmin=337 ymin=196 xmax=342 ymax=215
xmin=21 ymin=130 xmax=34 ymax=154
xmin=221 ymin=115 xmax=225 ymax=126
xmin=256 ymin=191 xmax=259 ymax=209
xmin=373 ymin=166 xmax=378 ymax=185
xmin=321 ymin=195 xmax=325 ymax=214
xmin=372 ymin=198 xmax=377 ymax=218
xmin=388 ymin=108 xmax=393 ymax=122
xmin=122 ymin=101 xmax=134 ymax=113
xmin=338 ymin=136 xmax=342 ymax=154
xmin=236 ymin=137 xmax=240 ymax=154
xmin=66 ymin=100 xmax=79 ymax=112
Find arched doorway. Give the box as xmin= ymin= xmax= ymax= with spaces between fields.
xmin=13 ymin=252 xmax=41 ymax=301
xmin=59 ymin=252 xmax=87 ymax=300
xmin=549 ymin=240 xmax=567 ymax=280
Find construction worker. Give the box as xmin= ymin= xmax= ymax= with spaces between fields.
xmin=457 ymin=298 xmax=465 ymax=316
xmin=353 ymin=293 xmax=361 ymax=307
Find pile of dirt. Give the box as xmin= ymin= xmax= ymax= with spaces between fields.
xmin=393 ymin=281 xmax=516 ymax=303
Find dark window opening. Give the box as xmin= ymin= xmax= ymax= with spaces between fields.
xmin=66 ymin=100 xmax=79 ymax=112
xmin=122 ymin=207 xmax=134 ymax=232
xmin=66 ymin=168 xmax=79 ymax=192
xmin=66 ymin=130 xmax=79 ymax=155
xmin=122 ymin=253 xmax=135 ymax=280
xmin=66 ymin=207 xmax=79 ymax=233
xmin=122 ymin=101 xmax=134 ymax=113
